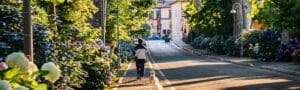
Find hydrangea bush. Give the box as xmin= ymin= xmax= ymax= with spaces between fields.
xmin=199 ymin=37 xmax=212 ymax=49
xmin=192 ymin=36 xmax=204 ymax=48
xmin=0 ymin=5 xmax=23 ymax=59
xmin=0 ymin=3 xmax=120 ymax=90
xmin=208 ymin=36 xmax=225 ymax=54
xmin=223 ymin=37 xmax=240 ymax=56
xmin=275 ymin=37 xmax=300 ymax=62
xmin=0 ymin=4 xmax=51 ymax=65
xmin=242 ymin=29 xmax=281 ymax=61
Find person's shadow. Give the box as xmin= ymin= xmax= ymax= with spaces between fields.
xmin=122 ymin=79 xmax=137 ymax=84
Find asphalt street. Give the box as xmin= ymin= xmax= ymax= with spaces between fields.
xmin=147 ymin=40 xmax=300 ymax=90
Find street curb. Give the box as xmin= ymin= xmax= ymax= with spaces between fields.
xmin=172 ymin=41 xmax=300 ymax=77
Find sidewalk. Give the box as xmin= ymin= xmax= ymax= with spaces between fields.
xmin=114 ymin=61 xmax=158 ymax=90
xmin=172 ymin=40 xmax=300 ymax=77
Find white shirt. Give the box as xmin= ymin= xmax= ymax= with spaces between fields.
xmin=135 ymin=49 xmax=148 ymax=59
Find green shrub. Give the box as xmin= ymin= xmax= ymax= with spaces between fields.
xmin=209 ymin=36 xmax=225 ymax=54
xmin=110 ymin=53 xmax=118 ymax=68
xmin=247 ymin=43 xmax=260 ymax=58
xmin=81 ymin=61 xmax=111 ymax=89
xmin=242 ymin=31 xmax=261 ymax=58
xmin=224 ymin=37 xmax=240 ymax=56
xmin=242 ymin=29 xmax=281 ymax=61
xmin=192 ymin=36 xmax=204 ymax=48
xmin=186 ymin=30 xmax=198 ymax=43
xmin=199 ymin=37 xmax=211 ymax=49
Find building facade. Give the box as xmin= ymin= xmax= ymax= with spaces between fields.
xmin=148 ymin=0 xmax=172 ymax=38
xmin=148 ymin=0 xmax=188 ymax=40
xmin=170 ymin=1 xmax=188 ymax=41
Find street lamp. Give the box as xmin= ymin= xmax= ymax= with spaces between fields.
xmin=230 ymin=9 xmax=236 ymax=14
xmin=230 ymin=2 xmax=244 ymax=57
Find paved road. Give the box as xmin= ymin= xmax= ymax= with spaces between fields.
xmin=147 ymin=40 xmax=300 ymax=90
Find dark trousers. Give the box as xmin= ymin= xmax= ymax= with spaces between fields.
xmin=136 ymin=59 xmax=145 ymax=77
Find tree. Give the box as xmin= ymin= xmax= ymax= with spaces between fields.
xmin=248 ymin=0 xmax=300 ymax=37
xmin=105 ymin=0 xmax=156 ymax=48
xmin=185 ymin=0 xmax=233 ymax=39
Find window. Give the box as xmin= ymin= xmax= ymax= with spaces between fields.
xmin=169 ymin=10 xmax=172 ymax=18
xmin=150 ymin=11 xmax=154 ymax=19
xmin=175 ymin=11 xmax=177 ymax=17
xmin=156 ymin=10 xmax=161 ymax=19
xmin=163 ymin=29 xmax=166 ymax=34
xmin=158 ymin=0 xmax=164 ymax=3
xmin=170 ymin=22 xmax=172 ymax=29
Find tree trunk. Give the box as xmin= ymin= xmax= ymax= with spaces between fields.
xmin=281 ymin=29 xmax=289 ymax=44
xmin=23 ymin=0 xmax=33 ymax=61
xmin=100 ymin=0 xmax=107 ymax=45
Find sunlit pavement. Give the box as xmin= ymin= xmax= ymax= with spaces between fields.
xmin=147 ymin=40 xmax=300 ymax=90
xmin=115 ymin=61 xmax=158 ymax=90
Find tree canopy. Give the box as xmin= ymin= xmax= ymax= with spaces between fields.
xmin=248 ymin=0 xmax=300 ymax=37
xmin=185 ymin=0 xmax=233 ymax=39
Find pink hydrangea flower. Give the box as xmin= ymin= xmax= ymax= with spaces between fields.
xmin=0 ymin=62 xmax=8 ymax=70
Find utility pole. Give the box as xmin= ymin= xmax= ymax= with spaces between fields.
xmin=100 ymin=0 xmax=107 ymax=45
xmin=23 ymin=0 xmax=33 ymax=62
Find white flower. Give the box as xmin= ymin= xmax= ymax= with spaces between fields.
xmin=28 ymin=62 xmax=38 ymax=75
xmin=13 ymin=86 xmax=29 ymax=90
xmin=5 ymin=52 xmax=29 ymax=72
xmin=41 ymin=62 xmax=61 ymax=83
xmin=0 ymin=80 xmax=12 ymax=90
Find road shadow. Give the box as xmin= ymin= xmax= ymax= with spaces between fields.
xmin=117 ymin=83 xmax=144 ymax=88
xmin=156 ymin=63 xmax=300 ymax=89
xmin=121 ymin=79 xmax=138 ymax=84
xmin=164 ymin=76 xmax=232 ymax=87
xmin=222 ymin=81 xmax=300 ymax=90
xmin=123 ymin=68 xmax=151 ymax=78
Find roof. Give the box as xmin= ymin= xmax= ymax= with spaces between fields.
xmin=153 ymin=0 xmax=189 ymax=9
xmin=153 ymin=0 xmax=175 ymax=8
xmin=169 ymin=0 xmax=189 ymax=5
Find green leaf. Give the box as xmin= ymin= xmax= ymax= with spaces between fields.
xmin=32 ymin=70 xmax=49 ymax=77
xmin=33 ymin=84 xmax=48 ymax=90
xmin=10 ymin=82 xmax=20 ymax=87
xmin=0 ymin=68 xmax=11 ymax=76
xmin=5 ymin=68 xmax=19 ymax=79
xmin=39 ymin=70 xmax=49 ymax=76
xmin=31 ymin=80 xmax=39 ymax=86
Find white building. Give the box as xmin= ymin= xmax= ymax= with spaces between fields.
xmin=170 ymin=1 xmax=188 ymax=41
xmin=148 ymin=0 xmax=188 ymax=40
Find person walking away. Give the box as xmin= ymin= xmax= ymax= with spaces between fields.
xmin=134 ymin=39 xmax=148 ymax=79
